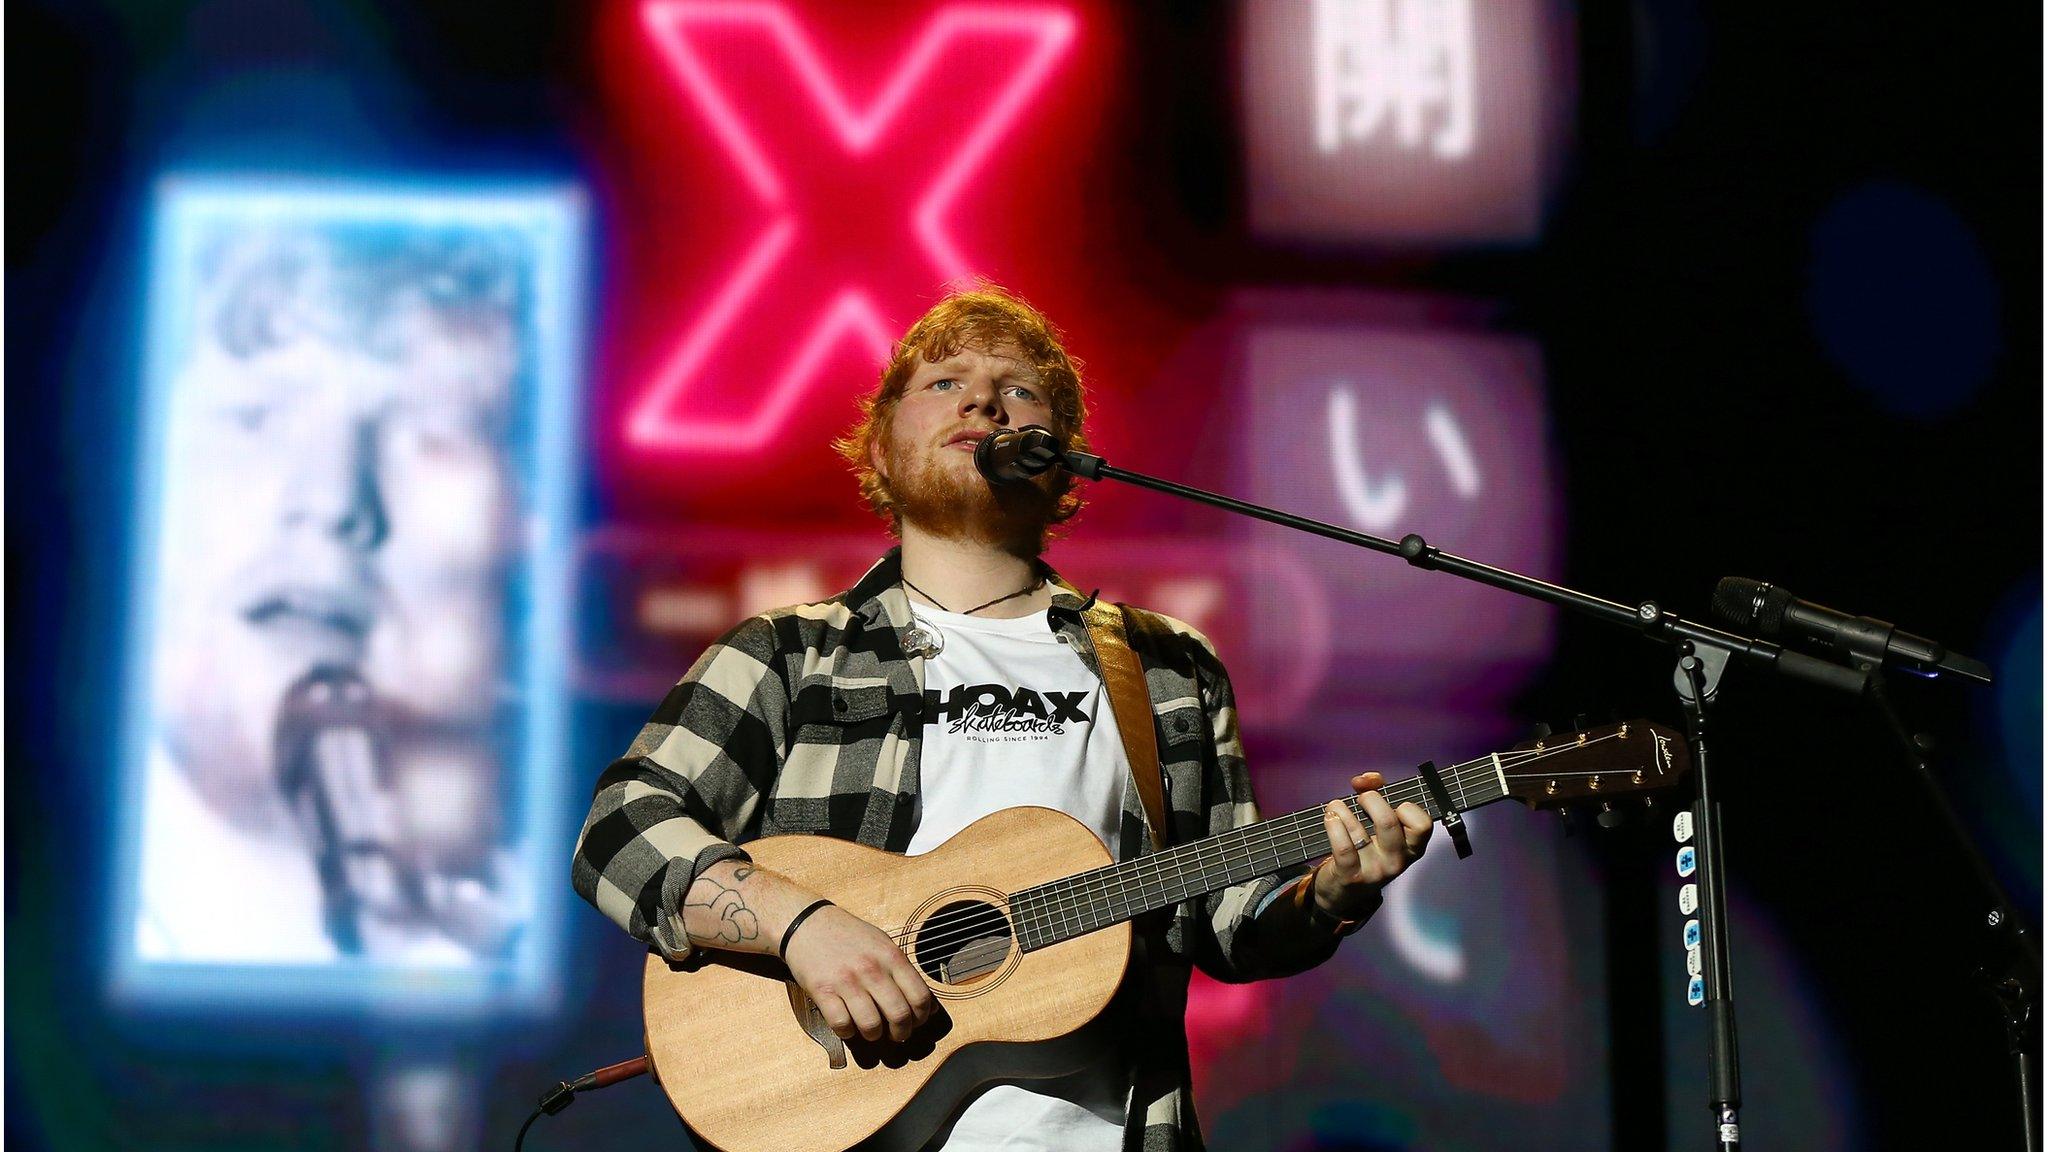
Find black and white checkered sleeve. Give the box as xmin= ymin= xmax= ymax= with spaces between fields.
xmin=571 ymin=614 xmax=791 ymax=964
xmin=1181 ymin=628 xmax=1339 ymax=983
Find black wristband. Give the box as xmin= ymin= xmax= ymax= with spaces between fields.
xmin=778 ymin=899 xmax=835 ymax=960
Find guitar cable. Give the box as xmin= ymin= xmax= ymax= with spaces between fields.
xmin=512 ymin=1054 xmax=651 ymax=1151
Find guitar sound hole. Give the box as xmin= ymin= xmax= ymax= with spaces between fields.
xmin=912 ymin=899 xmax=1014 ymax=986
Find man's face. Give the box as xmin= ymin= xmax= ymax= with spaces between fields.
xmin=873 ymin=342 xmax=1063 ymax=546
xmin=152 ymin=325 xmax=514 ymax=830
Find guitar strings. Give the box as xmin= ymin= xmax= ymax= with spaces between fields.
xmin=883 ymin=734 xmax=1634 ymax=962
xmin=877 ymin=733 xmax=1645 ymax=959
xmin=880 ymin=734 xmax=1632 ymax=957
xmin=884 ymin=759 xmax=1498 ymax=956
xmin=998 ymin=732 xmax=1635 ymax=944
xmin=874 ymin=762 xmax=1497 ymax=959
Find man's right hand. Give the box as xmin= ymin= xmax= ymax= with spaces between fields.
xmin=781 ymin=906 xmax=938 ymax=1044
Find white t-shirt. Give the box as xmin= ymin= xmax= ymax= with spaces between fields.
xmin=906 ymin=605 xmax=1129 ymax=1152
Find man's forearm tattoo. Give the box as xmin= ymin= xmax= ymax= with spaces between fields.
xmin=686 ymin=865 xmax=761 ymax=946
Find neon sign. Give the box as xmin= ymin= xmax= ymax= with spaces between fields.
xmin=1243 ymin=0 xmax=1567 ymax=245
xmin=629 ymin=1 xmax=1078 ymax=452
xmin=1313 ymin=0 xmax=1477 ymax=160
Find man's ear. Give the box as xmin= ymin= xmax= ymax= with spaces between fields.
xmin=869 ymin=435 xmax=889 ymax=482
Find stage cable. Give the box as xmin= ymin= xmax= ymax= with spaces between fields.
xmin=512 ymin=1055 xmax=650 ymax=1151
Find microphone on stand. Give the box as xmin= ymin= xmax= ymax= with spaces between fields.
xmin=973 ymin=426 xmax=1066 ymax=484
xmin=275 ymin=665 xmax=420 ymax=955
xmin=1710 ymin=577 xmax=1992 ymax=684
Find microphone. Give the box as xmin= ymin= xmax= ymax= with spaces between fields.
xmin=276 ymin=665 xmax=419 ymax=954
xmin=973 ymin=426 xmax=1066 ymax=484
xmin=1711 ymin=577 xmax=1992 ymax=684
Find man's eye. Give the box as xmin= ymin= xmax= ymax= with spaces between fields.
xmin=1008 ymin=387 xmax=1041 ymax=402
xmin=931 ymin=378 xmax=958 ymax=391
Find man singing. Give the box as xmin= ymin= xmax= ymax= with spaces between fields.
xmin=572 ymin=288 xmax=1433 ymax=1150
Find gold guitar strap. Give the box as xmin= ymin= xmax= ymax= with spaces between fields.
xmin=1080 ymin=599 xmax=1170 ymax=851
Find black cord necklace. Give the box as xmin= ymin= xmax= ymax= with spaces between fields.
xmin=900 ymin=570 xmax=1047 ymax=659
xmin=901 ymin=572 xmax=1046 ymax=616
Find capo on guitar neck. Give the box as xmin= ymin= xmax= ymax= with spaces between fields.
xmin=1414 ymin=760 xmax=1474 ymax=859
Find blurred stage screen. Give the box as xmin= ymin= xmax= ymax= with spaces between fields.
xmin=109 ymin=180 xmax=585 ymax=1013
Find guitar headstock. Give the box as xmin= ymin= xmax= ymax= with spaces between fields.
xmin=1499 ymin=720 xmax=1692 ymax=810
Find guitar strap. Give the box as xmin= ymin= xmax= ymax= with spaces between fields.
xmin=1080 ymin=599 xmax=1171 ymax=851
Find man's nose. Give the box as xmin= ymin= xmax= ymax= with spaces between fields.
xmin=282 ymin=420 xmax=388 ymax=552
xmin=955 ymin=377 xmax=1008 ymax=423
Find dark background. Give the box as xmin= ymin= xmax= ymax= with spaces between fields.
xmin=8 ymin=2 xmax=2041 ymax=1149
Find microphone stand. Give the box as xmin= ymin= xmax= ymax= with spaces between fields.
xmin=1048 ymin=447 xmax=1877 ymax=1152
xmin=1863 ymin=670 xmax=2039 ymax=1150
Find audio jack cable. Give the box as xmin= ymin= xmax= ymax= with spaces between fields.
xmin=513 ymin=1055 xmax=651 ymax=1151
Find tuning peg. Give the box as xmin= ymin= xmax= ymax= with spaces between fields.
xmin=1571 ymin=713 xmax=1590 ymax=734
xmin=1595 ymin=800 xmax=1630 ymax=830
xmin=1529 ymin=721 xmax=1553 ymax=740
xmin=1558 ymin=808 xmax=1577 ymax=838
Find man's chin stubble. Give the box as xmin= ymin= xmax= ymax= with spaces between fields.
xmin=890 ymin=459 xmax=1059 ymax=553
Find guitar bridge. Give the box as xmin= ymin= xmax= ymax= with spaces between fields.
xmin=786 ymin=982 xmax=847 ymax=1069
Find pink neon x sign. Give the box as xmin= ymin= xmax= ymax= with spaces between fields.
xmin=630 ymin=1 xmax=1078 ymax=452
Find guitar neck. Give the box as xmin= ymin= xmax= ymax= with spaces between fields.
xmin=1008 ymin=753 xmax=1512 ymax=952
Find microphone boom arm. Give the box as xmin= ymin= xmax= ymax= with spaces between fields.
xmin=1058 ymin=449 xmax=1870 ymax=695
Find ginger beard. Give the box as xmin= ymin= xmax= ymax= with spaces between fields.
xmin=879 ymin=425 xmax=1066 ymax=553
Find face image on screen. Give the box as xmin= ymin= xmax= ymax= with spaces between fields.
xmin=111 ymin=181 xmax=582 ymax=1010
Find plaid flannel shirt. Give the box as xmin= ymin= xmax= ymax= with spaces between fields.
xmin=573 ymin=547 xmax=1345 ymax=1151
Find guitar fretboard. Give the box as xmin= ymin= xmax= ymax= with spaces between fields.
xmin=1006 ymin=755 xmax=1509 ymax=952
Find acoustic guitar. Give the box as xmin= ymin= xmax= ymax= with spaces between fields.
xmin=643 ymin=720 xmax=1691 ymax=1152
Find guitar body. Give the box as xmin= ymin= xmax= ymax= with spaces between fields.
xmin=643 ymin=806 xmax=1132 ymax=1152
